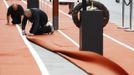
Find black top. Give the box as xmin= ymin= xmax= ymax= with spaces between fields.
xmin=7 ymin=4 xmax=24 ymax=17
xmin=22 ymin=8 xmax=48 ymax=33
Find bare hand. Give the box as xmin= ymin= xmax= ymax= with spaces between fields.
xmin=22 ymin=30 xmax=26 ymax=35
xmin=27 ymin=33 xmax=34 ymax=36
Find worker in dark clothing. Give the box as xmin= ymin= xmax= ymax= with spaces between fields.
xmin=68 ymin=2 xmax=74 ymax=14
xmin=7 ymin=3 xmax=24 ymax=25
xmin=22 ymin=8 xmax=54 ymax=35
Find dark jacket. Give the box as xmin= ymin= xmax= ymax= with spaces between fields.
xmin=22 ymin=8 xmax=48 ymax=34
xmin=7 ymin=4 xmax=24 ymax=17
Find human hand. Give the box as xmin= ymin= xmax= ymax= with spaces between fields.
xmin=27 ymin=33 xmax=34 ymax=36
xmin=22 ymin=30 xmax=26 ymax=35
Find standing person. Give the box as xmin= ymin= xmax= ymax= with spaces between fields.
xmin=68 ymin=2 xmax=74 ymax=14
xmin=7 ymin=3 xmax=24 ymax=25
xmin=22 ymin=8 xmax=54 ymax=35
xmin=27 ymin=0 xmax=39 ymax=8
xmin=68 ymin=0 xmax=81 ymax=14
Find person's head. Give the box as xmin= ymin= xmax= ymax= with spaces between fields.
xmin=12 ymin=3 xmax=18 ymax=11
xmin=24 ymin=9 xmax=32 ymax=18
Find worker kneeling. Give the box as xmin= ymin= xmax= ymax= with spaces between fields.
xmin=22 ymin=8 xmax=54 ymax=35
xmin=7 ymin=3 xmax=24 ymax=25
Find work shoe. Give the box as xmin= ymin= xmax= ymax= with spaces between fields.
xmin=46 ymin=22 xmax=54 ymax=35
xmin=48 ymin=25 xmax=54 ymax=35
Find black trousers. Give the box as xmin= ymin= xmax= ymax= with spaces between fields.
xmin=11 ymin=15 xmax=21 ymax=24
xmin=30 ymin=25 xmax=51 ymax=35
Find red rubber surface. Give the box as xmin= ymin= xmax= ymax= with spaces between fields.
xmin=25 ymin=1 xmax=131 ymax=75
xmin=1 ymin=0 xmax=134 ymax=75
xmin=0 ymin=0 xmax=41 ymax=75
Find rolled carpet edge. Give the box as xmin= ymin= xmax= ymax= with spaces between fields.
xmin=27 ymin=37 xmax=128 ymax=75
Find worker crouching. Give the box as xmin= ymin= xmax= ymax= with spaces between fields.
xmin=21 ymin=8 xmax=54 ymax=35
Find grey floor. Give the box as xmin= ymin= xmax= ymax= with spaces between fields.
xmin=29 ymin=1 xmax=134 ymax=75
xmin=98 ymin=0 xmax=134 ymax=29
xmin=30 ymin=42 xmax=88 ymax=75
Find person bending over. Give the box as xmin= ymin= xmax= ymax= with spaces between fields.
xmin=22 ymin=8 xmax=54 ymax=35
xmin=7 ymin=3 xmax=24 ymax=25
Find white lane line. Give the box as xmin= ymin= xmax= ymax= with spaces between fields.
xmin=40 ymin=0 xmax=79 ymax=47
xmin=40 ymin=0 xmax=72 ymax=18
xmin=22 ymin=0 xmax=134 ymax=52
xmin=47 ymin=22 xmax=79 ymax=47
xmin=16 ymin=25 xmax=50 ymax=75
xmin=39 ymin=0 xmax=134 ymax=52
xmin=22 ymin=0 xmax=79 ymax=47
xmin=104 ymin=34 xmax=134 ymax=51
xmin=58 ymin=30 xmax=79 ymax=47
xmin=3 ymin=0 xmax=8 ymax=7
xmin=22 ymin=0 xmax=27 ymax=4
xmin=3 ymin=0 xmax=50 ymax=75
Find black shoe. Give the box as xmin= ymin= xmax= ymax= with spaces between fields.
xmin=48 ymin=25 xmax=54 ymax=35
xmin=48 ymin=31 xmax=54 ymax=35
